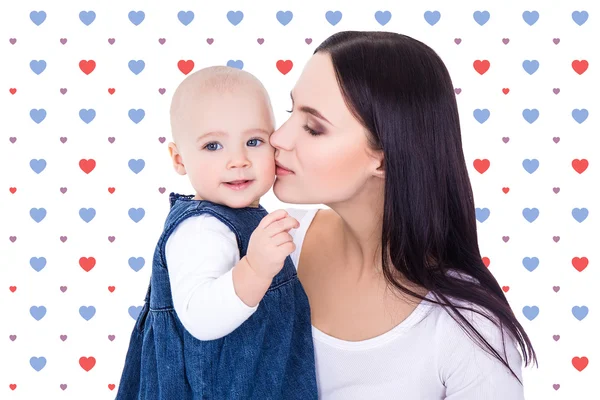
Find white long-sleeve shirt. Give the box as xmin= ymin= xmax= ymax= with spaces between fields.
xmin=165 ymin=208 xmax=525 ymax=399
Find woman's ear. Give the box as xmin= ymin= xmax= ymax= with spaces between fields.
xmin=168 ymin=142 xmax=187 ymax=176
xmin=372 ymin=152 xmax=385 ymax=179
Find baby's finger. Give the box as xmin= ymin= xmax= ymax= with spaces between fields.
xmin=257 ymin=209 xmax=288 ymax=229
xmin=271 ymin=231 xmax=294 ymax=247
xmin=265 ymin=217 xmax=299 ymax=237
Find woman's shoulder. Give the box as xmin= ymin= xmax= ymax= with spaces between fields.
xmin=424 ymin=288 xmax=524 ymax=396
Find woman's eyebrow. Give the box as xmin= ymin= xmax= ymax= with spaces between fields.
xmin=290 ymin=90 xmax=334 ymax=126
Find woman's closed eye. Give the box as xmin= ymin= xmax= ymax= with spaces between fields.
xmin=285 ymin=109 xmax=323 ymax=136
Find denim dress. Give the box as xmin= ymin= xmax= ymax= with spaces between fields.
xmin=116 ymin=193 xmax=318 ymax=399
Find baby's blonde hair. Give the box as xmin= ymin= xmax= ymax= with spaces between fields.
xmin=169 ymin=66 xmax=273 ymax=143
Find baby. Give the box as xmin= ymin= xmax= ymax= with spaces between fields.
xmin=116 ymin=66 xmax=318 ymax=399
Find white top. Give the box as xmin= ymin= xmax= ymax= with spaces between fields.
xmin=165 ymin=208 xmax=525 ymax=400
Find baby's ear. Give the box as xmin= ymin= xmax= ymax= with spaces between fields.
xmin=168 ymin=142 xmax=187 ymax=175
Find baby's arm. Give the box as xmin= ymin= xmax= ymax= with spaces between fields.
xmin=166 ymin=214 xmax=267 ymax=341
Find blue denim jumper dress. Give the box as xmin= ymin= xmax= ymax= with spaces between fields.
xmin=116 ymin=193 xmax=318 ymax=399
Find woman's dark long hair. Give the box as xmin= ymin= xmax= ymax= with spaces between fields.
xmin=315 ymin=31 xmax=537 ymax=383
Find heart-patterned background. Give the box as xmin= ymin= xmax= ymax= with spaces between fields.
xmin=1 ymin=1 xmax=597 ymax=399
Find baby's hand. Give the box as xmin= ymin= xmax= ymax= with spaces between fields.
xmin=245 ymin=210 xmax=299 ymax=280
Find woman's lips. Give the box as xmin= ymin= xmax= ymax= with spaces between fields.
xmin=276 ymin=166 xmax=294 ymax=175
xmin=275 ymin=162 xmax=294 ymax=175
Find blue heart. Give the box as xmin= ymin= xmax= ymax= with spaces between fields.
xmin=79 ymin=109 xmax=96 ymax=124
xmin=30 ymin=11 xmax=47 ymax=26
xmin=522 ymin=306 xmax=539 ymax=321
xmin=129 ymin=109 xmax=145 ymax=123
xmin=423 ymin=11 xmax=440 ymax=26
xmin=572 ymin=11 xmax=589 ymax=26
xmin=572 ymin=208 xmax=588 ymax=223
xmin=129 ymin=305 xmax=143 ymax=319
xmin=522 ymin=208 xmax=539 ymax=223
xmin=128 ymin=60 xmax=145 ymax=75
xmin=325 ymin=10 xmax=342 ymax=26
xmin=30 ymin=257 xmax=47 ymax=272
xmin=276 ymin=11 xmax=293 ymax=26
xmin=473 ymin=109 xmax=490 ymax=124
xmin=30 ymin=357 xmax=47 ymax=371
xmin=178 ymin=10 xmax=194 ymax=26
xmin=79 ymin=208 xmax=96 ymax=223
xmin=522 ymin=60 xmax=539 ymax=75
xmin=128 ymin=159 xmax=145 ymax=174
xmin=128 ymin=11 xmax=145 ymax=25
xmin=522 ymin=11 xmax=539 ymax=26
xmin=375 ymin=11 xmax=392 ymax=26
xmin=30 ymin=109 xmax=47 ymax=124
xmin=30 ymin=60 xmax=47 ymax=75
xmin=572 ymin=109 xmax=588 ymax=124
xmin=522 ymin=159 xmax=539 ymax=174
xmin=572 ymin=306 xmax=588 ymax=321
xmin=30 ymin=306 xmax=47 ymax=321
xmin=129 ymin=257 xmax=145 ymax=272
xmin=79 ymin=306 xmax=96 ymax=321
xmin=522 ymin=257 xmax=539 ymax=272
xmin=522 ymin=109 xmax=539 ymax=124
xmin=227 ymin=10 xmax=244 ymax=26
xmin=30 ymin=208 xmax=47 ymax=223
xmin=473 ymin=11 xmax=490 ymax=26
xmin=475 ymin=208 xmax=490 ymax=223
xmin=226 ymin=60 xmax=244 ymax=70
xmin=30 ymin=159 xmax=47 ymax=174
xmin=79 ymin=11 xmax=96 ymax=26
xmin=129 ymin=208 xmax=145 ymax=223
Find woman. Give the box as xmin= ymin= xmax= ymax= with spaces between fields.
xmin=270 ymin=31 xmax=537 ymax=399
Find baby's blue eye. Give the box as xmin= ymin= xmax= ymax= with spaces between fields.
xmin=205 ymin=143 xmax=222 ymax=151
xmin=203 ymin=138 xmax=264 ymax=151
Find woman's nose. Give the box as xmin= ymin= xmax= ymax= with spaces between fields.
xmin=270 ymin=123 xmax=293 ymax=151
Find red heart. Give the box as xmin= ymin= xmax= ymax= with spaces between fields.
xmin=572 ymin=257 xmax=588 ymax=272
xmin=572 ymin=159 xmax=588 ymax=174
xmin=79 ymin=60 xmax=96 ymax=75
xmin=276 ymin=60 xmax=293 ymax=75
xmin=572 ymin=356 xmax=588 ymax=371
xmin=108 ymin=286 xmax=116 ymax=292
xmin=9 ymin=384 xmax=16 ymax=390
xmin=108 ymin=187 xmax=115 ymax=194
xmin=9 ymin=88 xmax=17 ymax=94
xmin=9 ymin=286 xmax=17 ymax=292
xmin=178 ymin=60 xmax=194 ymax=75
xmin=482 ymin=257 xmax=490 ymax=268
xmin=108 ymin=88 xmax=115 ymax=94
xmin=9 ymin=187 xmax=17 ymax=194
xmin=473 ymin=159 xmax=490 ymax=174
xmin=502 ymin=88 xmax=510 ymax=94
xmin=572 ymin=60 xmax=588 ymax=75
xmin=473 ymin=60 xmax=490 ymax=75
xmin=79 ymin=356 xmax=96 ymax=371
xmin=502 ymin=286 xmax=510 ymax=292
xmin=108 ymin=384 xmax=116 ymax=390
xmin=79 ymin=159 xmax=96 ymax=174
xmin=79 ymin=257 xmax=96 ymax=272
xmin=502 ymin=187 xmax=510 ymax=194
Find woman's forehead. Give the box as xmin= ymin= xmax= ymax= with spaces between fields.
xmin=293 ymin=53 xmax=354 ymax=128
